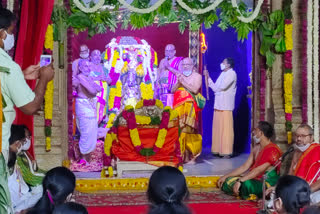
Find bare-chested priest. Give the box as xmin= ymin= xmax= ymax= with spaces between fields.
xmin=165 ymin=57 xmax=205 ymax=163
xmin=157 ymin=44 xmax=183 ymax=107
xmin=74 ymin=59 xmax=102 ymax=165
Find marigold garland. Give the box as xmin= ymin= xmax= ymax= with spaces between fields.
xmin=44 ymin=24 xmax=54 ymax=51
xmin=140 ymin=82 xmax=154 ymax=100
xmin=103 ymin=100 xmax=179 ymax=168
xmin=283 ymin=0 xmax=293 ymax=144
xmin=44 ymin=24 xmax=54 ymax=151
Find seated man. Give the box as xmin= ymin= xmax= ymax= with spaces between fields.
xmin=165 ymin=57 xmax=204 ymax=163
xmin=8 ymin=126 xmax=42 ymax=213
xmin=17 ymin=125 xmax=46 ymax=187
xmin=217 ymin=121 xmax=282 ymax=199
xmin=287 ymin=124 xmax=320 ymax=204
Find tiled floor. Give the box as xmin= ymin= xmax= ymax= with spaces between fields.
xmin=74 ymin=148 xmax=249 ymax=179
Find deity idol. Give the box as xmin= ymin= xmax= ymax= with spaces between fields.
xmin=157 ymin=44 xmax=183 ymax=107
xmin=120 ymin=46 xmax=143 ymax=107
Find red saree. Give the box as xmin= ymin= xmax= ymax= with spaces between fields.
xmin=294 ymin=143 xmax=320 ymax=184
xmin=250 ymin=143 xmax=282 ymax=179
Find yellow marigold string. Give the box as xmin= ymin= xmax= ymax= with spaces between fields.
xmin=136 ymin=64 xmax=144 ymax=77
xmin=154 ymin=129 xmax=167 ymax=148
xmin=135 ymin=100 xmax=144 ymax=109
xmin=155 ymin=99 xmax=164 ymax=109
xmin=129 ymin=128 xmax=142 ymax=147
xmin=104 ymin=133 xmax=113 ymax=156
xmin=121 ymin=61 xmax=128 ymax=74
xmin=140 ymin=83 xmax=154 ymax=100
xmin=108 ymin=166 xmax=114 ymax=177
xmin=285 ymin=24 xmax=293 ymax=51
xmin=44 ymin=80 xmax=54 ymax=152
xmin=44 ymin=24 xmax=54 ymax=51
xmin=154 ymin=51 xmax=158 ymax=66
xmin=136 ymin=115 xmax=151 ymax=125
xmin=111 ymin=50 xmax=119 ymax=68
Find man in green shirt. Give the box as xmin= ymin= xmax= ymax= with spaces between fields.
xmin=0 ymin=8 xmax=54 ymax=213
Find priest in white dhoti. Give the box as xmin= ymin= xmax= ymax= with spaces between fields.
xmin=207 ymin=58 xmax=237 ymax=158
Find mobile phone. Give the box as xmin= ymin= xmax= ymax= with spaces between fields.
xmin=40 ymin=55 xmax=52 ymax=67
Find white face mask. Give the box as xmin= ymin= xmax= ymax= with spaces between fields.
xmin=22 ymin=139 xmax=31 ymax=151
xmin=3 ymin=31 xmax=14 ymax=51
xmin=294 ymin=143 xmax=311 ymax=152
xmin=253 ymin=135 xmax=261 ymax=144
xmin=183 ymin=70 xmax=192 ymax=77
xmin=80 ymin=52 xmax=89 ymax=59
xmin=220 ymin=63 xmax=226 ymax=71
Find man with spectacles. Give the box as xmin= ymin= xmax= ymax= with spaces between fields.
xmin=266 ymin=124 xmax=320 ymax=204
xmin=157 ymin=44 xmax=183 ymax=107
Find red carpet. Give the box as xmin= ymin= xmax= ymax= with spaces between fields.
xmin=87 ymin=203 xmax=258 ymax=214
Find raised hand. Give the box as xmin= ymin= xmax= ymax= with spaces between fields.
xmin=23 ymin=63 xmax=40 ymax=80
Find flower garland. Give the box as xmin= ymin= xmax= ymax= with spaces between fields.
xmin=140 ymin=83 xmax=154 ymax=101
xmin=231 ymin=0 xmax=264 ymax=23
xmin=103 ymin=100 xmax=179 ymax=168
xmin=44 ymin=24 xmax=54 ymax=152
xmin=301 ymin=0 xmax=308 ymax=123
xmin=307 ymin=0 xmax=313 ymax=127
xmin=117 ymin=0 xmax=167 ymax=14
xmin=312 ymin=0 xmax=319 ymax=142
xmin=73 ymin=0 xmax=105 ymax=13
xmin=108 ymin=81 xmax=122 ymax=110
xmin=7 ymin=0 xmax=14 ymax=12
xmin=283 ymin=0 xmax=293 ymax=144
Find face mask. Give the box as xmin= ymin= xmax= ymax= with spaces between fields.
xmin=3 ymin=31 xmax=14 ymax=51
xmin=253 ymin=135 xmax=261 ymax=144
xmin=80 ymin=52 xmax=89 ymax=59
xmin=220 ymin=63 xmax=226 ymax=70
xmin=183 ymin=70 xmax=192 ymax=77
xmin=22 ymin=139 xmax=31 ymax=151
xmin=294 ymin=143 xmax=311 ymax=152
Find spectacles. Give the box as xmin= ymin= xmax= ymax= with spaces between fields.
xmin=294 ymin=134 xmax=311 ymax=139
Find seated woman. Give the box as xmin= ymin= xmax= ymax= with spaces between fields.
xmin=17 ymin=125 xmax=46 ymax=186
xmin=273 ymin=175 xmax=310 ymax=214
xmin=147 ymin=166 xmax=191 ymax=214
xmin=29 ymin=167 xmax=76 ymax=213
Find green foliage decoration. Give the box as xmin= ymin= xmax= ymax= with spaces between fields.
xmin=52 ymin=0 xmax=288 ymax=68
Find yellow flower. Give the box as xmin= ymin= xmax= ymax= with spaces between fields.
xmin=285 ymin=24 xmax=293 ymax=51
xmin=129 ymin=128 xmax=142 ymax=147
xmin=46 ymin=137 xmax=51 ymax=151
xmin=136 ymin=115 xmax=151 ymax=125
xmin=154 ymin=51 xmax=158 ymax=66
xmin=164 ymin=106 xmax=171 ymax=111
xmin=135 ymin=100 xmax=144 ymax=109
xmin=155 ymin=128 xmax=167 ymax=149
xmin=107 ymin=113 xmax=116 ymax=128
xmin=140 ymin=83 xmax=154 ymax=100
xmin=247 ymin=194 xmax=257 ymax=201
xmin=121 ymin=61 xmax=128 ymax=74
xmin=104 ymin=133 xmax=114 ymax=156
xmin=285 ymin=103 xmax=293 ymax=114
xmin=284 ymin=73 xmax=293 ymax=114
xmin=111 ymin=50 xmax=119 ymax=68
xmin=125 ymin=105 xmax=134 ymax=111
xmin=104 ymin=50 xmax=108 ymax=60
xmin=136 ymin=64 xmax=144 ymax=77
xmin=178 ymin=166 xmax=183 ymax=172
xmin=108 ymin=81 xmax=122 ymax=110
xmin=108 ymin=166 xmax=114 ymax=177
xmin=169 ymin=109 xmax=179 ymax=121
xmin=44 ymin=80 xmax=54 ymax=120
xmin=155 ymin=99 xmax=164 ymax=109
xmin=44 ymin=24 xmax=53 ymax=51
xmin=287 ymin=131 xmax=292 ymax=144
xmin=115 ymin=81 xmax=122 ymax=97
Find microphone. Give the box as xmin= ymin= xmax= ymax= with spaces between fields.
xmin=280 ymin=146 xmax=294 ymax=161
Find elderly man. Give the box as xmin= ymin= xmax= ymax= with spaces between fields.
xmin=75 ymin=59 xmax=102 ymax=165
xmin=206 ymin=57 xmax=237 ymax=158
xmin=72 ymin=44 xmax=90 ymax=95
xmin=0 ymin=8 xmax=54 ymax=213
xmin=157 ymin=44 xmax=183 ymax=107
xmin=265 ymin=124 xmax=320 ymax=204
xmin=218 ymin=121 xmax=282 ymax=200
xmin=165 ymin=57 xmax=204 ymax=163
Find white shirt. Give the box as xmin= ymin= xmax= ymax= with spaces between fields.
xmin=208 ymin=68 xmax=237 ymax=111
